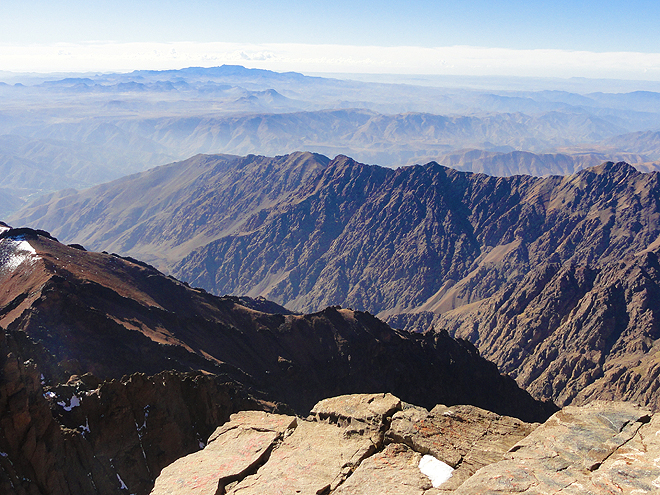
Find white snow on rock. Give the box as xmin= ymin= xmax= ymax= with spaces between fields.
xmin=57 ymin=395 xmax=81 ymax=411
xmin=0 ymin=238 xmax=40 ymax=273
xmin=419 ymin=454 xmax=454 ymax=488
xmin=80 ymin=417 xmax=91 ymax=435
xmin=117 ymin=473 xmax=128 ymax=490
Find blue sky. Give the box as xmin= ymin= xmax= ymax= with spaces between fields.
xmin=1 ymin=1 xmax=659 ymax=77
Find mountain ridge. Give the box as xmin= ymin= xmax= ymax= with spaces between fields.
xmin=0 ymin=226 xmax=552 ymax=420
xmin=8 ymin=154 xmax=660 ymax=410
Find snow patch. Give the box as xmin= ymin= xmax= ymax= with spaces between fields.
xmin=40 ymin=374 xmax=46 ymax=385
xmin=44 ymin=391 xmax=56 ymax=399
xmin=80 ymin=417 xmax=90 ymax=436
xmin=0 ymin=238 xmax=40 ymax=273
xmin=57 ymin=395 xmax=81 ymax=411
xmin=0 ymin=452 xmax=8 ymax=457
xmin=117 ymin=473 xmax=127 ymax=490
xmin=419 ymin=454 xmax=454 ymax=488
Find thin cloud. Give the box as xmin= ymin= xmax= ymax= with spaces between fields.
xmin=1 ymin=41 xmax=660 ymax=80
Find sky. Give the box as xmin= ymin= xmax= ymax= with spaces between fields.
xmin=1 ymin=0 xmax=659 ymax=79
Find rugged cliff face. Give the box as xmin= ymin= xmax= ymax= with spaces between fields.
xmin=430 ymin=249 xmax=660 ymax=409
xmin=0 ymin=327 xmax=258 ymax=495
xmin=173 ymin=160 xmax=659 ymax=317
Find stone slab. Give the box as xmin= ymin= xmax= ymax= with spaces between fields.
xmin=227 ymin=419 xmax=376 ymax=495
xmin=310 ymin=393 xmax=402 ymax=428
xmin=332 ymin=443 xmax=431 ymax=495
xmin=453 ymin=401 xmax=652 ymax=494
xmin=151 ymin=411 xmax=296 ymax=495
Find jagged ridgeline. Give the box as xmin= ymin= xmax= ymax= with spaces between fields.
xmin=10 ymin=152 xmax=660 ymax=410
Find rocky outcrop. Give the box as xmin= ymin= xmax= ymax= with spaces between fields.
xmin=152 ymin=410 xmax=297 ymax=495
xmin=152 ymin=393 xmax=531 ymax=495
xmin=453 ymin=401 xmax=655 ymax=494
xmin=152 ymin=394 xmax=657 ymax=495
xmin=0 ymin=325 xmax=260 ymax=495
xmin=386 ymin=403 xmax=536 ymax=490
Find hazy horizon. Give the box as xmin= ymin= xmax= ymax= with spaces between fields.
xmin=3 ymin=0 xmax=660 ymax=81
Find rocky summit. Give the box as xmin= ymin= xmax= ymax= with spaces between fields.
xmin=150 ymin=393 xmax=658 ymax=495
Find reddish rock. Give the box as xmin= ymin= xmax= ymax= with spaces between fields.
xmin=332 ymin=443 xmax=431 ymax=495
xmin=152 ymin=411 xmax=296 ymax=495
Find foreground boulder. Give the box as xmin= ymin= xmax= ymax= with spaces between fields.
xmin=151 ymin=395 xmax=657 ymax=495
xmin=152 ymin=411 xmax=297 ymax=495
xmin=151 ymin=393 xmax=536 ymax=495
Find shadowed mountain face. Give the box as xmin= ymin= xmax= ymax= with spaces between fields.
xmin=8 ymin=155 xmax=660 ymax=410
xmin=0 ymin=227 xmax=553 ymax=422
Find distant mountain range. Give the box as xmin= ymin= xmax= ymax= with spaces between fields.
xmin=435 ymin=148 xmax=660 ymax=175
xmin=10 ymin=152 xmax=660 ymax=411
xmin=3 ymin=65 xmax=660 ymax=218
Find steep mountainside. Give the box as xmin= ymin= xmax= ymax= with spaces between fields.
xmin=172 ymin=159 xmax=659 ymax=318
xmin=0 ymin=226 xmax=552 ymax=421
xmin=10 ymin=152 xmax=330 ymax=267
xmin=428 ymin=249 xmax=660 ymax=408
xmin=9 ymin=155 xmax=660 ymax=410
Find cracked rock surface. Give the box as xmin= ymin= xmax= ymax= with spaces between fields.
xmin=151 ymin=396 xmax=660 ymax=495
xmin=151 ymin=411 xmax=297 ymax=495
xmin=148 ymin=393 xmax=528 ymax=495
xmin=387 ymin=403 xmax=537 ymax=490
xmin=453 ymin=401 xmax=655 ymax=494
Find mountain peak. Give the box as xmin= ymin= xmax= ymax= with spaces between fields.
xmin=585 ymin=160 xmax=639 ymax=176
